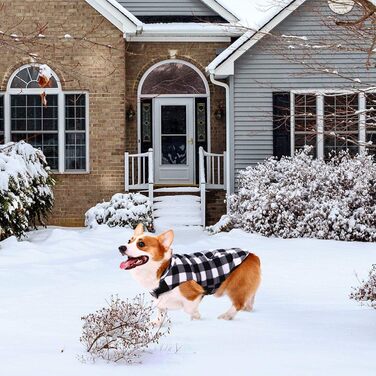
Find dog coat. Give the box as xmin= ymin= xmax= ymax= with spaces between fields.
xmin=151 ymin=248 xmax=249 ymax=298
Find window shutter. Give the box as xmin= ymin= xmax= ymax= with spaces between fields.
xmin=273 ymin=92 xmax=291 ymax=159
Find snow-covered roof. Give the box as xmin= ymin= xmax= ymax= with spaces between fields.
xmin=207 ymin=0 xmax=306 ymax=77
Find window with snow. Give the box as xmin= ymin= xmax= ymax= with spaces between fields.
xmin=4 ymin=64 xmax=89 ymax=172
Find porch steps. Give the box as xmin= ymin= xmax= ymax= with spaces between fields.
xmin=153 ymin=191 xmax=202 ymax=231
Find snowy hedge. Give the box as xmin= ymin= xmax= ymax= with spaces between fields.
xmin=0 ymin=141 xmax=55 ymax=240
xmin=85 ymin=193 xmax=154 ymax=232
xmin=229 ymin=148 xmax=376 ymax=242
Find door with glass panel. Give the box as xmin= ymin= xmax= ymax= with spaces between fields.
xmin=154 ymin=98 xmax=194 ymax=185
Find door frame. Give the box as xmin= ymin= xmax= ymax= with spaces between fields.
xmin=154 ymin=97 xmax=195 ymax=185
xmin=137 ymin=59 xmax=211 ymax=185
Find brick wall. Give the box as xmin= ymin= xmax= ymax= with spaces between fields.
xmin=0 ymin=0 xmax=126 ymax=227
xmin=206 ymin=189 xmax=226 ymax=226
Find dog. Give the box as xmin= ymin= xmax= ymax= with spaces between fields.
xmin=118 ymin=223 xmax=261 ymax=323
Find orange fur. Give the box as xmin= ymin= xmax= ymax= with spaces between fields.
xmin=179 ymin=280 xmax=205 ymax=301
xmin=215 ymin=253 xmax=261 ymax=311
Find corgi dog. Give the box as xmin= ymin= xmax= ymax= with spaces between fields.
xmin=118 ymin=223 xmax=261 ymax=323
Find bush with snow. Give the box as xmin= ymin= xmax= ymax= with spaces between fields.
xmin=350 ymin=265 xmax=376 ymax=309
xmin=0 ymin=141 xmax=55 ymax=240
xmin=85 ymin=193 xmax=154 ymax=232
xmin=229 ymin=148 xmax=376 ymax=241
xmin=80 ymin=295 xmax=170 ymax=364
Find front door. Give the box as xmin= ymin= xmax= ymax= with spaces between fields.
xmin=154 ymin=98 xmax=195 ymax=185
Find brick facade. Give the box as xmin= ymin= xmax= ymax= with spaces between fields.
xmin=0 ymin=1 xmax=228 ymax=227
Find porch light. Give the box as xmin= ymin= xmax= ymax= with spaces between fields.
xmin=215 ymin=103 xmax=225 ymax=120
xmin=126 ymin=105 xmax=135 ymax=121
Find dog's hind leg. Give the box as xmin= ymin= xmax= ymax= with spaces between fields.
xmin=218 ymin=304 xmax=239 ymax=320
xmin=243 ymin=294 xmax=255 ymax=312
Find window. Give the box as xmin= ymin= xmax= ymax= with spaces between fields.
xmin=295 ymin=94 xmax=317 ymax=156
xmin=65 ymin=94 xmax=87 ymax=170
xmin=324 ymin=94 xmax=358 ymax=156
xmin=141 ymin=62 xmax=207 ymax=95
xmin=273 ymin=93 xmax=291 ymax=159
xmin=366 ymin=93 xmax=376 ymax=156
xmin=3 ymin=65 xmax=89 ymax=172
xmin=281 ymin=91 xmax=375 ymax=158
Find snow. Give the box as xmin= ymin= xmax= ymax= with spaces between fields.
xmin=0 ymin=225 xmax=375 ymax=376
xmin=220 ymin=0 xmax=293 ymax=29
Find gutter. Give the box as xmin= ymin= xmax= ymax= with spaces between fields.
xmin=210 ymin=74 xmax=231 ymax=210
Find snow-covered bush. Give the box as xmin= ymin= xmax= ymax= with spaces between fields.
xmin=80 ymin=295 xmax=170 ymax=364
xmin=206 ymin=215 xmax=234 ymax=235
xmin=229 ymin=148 xmax=376 ymax=241
xmin=85 ymin=193 xmax=154 ymax=232
xmin=0 ymin=141 xmax=55 ymax=240
xmin=350 ymin=265 xmax=376 ymax=309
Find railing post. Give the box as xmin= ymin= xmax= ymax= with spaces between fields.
xmin=124 ymin=152 xmax=129 ymax=192
xmin=199 ymin=147 xmax=206 ymax=228
xmin=148 ymin=148 xmax=154 ymax=205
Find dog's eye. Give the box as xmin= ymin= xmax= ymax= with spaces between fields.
xmin=138 ymin=241 xmax=145 ymax=248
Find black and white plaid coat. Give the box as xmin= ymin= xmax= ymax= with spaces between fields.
xmin=151 ymin=248 xmax=249 ymax=298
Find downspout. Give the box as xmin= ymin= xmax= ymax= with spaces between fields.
xmin=210 ymin=74 xmax=231 ymax=213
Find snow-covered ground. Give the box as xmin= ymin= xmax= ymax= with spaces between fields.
xmin=0 ymin=225 xmax=375 ymax=376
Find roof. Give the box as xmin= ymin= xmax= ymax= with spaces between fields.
xmin=207 ymin=0 xmax=306 ymax=77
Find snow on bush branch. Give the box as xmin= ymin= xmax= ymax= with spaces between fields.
xmin=85 ymin=193 xmax=154 ymax=232
xmin=80 ymin=295 xmax=170 ymax=364
xmin=0 ymin=141 xmax=55 ymax=240
xmin=350 ymin=265 xmax=376 ymax=309
xmin=229 ymin=148 xmax=376 ymax=241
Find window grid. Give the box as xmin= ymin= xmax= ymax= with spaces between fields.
xmin=366 ymin=93 xmax=376 ymax=156
xmin=294 ymin=94 xmax=317 ymax=156
xmin=65 ymin=94 xmax=87 ymax=171
xmin=11 ymin=94 xmax=59 ymax=169
xmin=324 ymin=94 xmax=359 ymax=157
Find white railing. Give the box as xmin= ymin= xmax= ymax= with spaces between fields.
xmin=199 ymin=147 xmax=227 ymax=227
xmin=125 ymin=148 xmax=154 ymax=203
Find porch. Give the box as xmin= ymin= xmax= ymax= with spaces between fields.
xmin=124 ymin=147 xmax=228 ymax=228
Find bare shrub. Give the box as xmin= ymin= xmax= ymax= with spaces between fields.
xmin=350 ymin=265 xmax=376 ymax=309
xmin=80 ymin=295 xmax=170 ymax=364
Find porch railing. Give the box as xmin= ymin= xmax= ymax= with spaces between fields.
xmin=124 ymin=148 xmax=154 ymax=203
xmin=199 ymin=147 xmax=227 ymax=227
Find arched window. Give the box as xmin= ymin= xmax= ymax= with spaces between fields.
xmin=141 ymin=62 xmax=207 ymax=95
xmin=1 ymin=64 xmax=89 ymax=172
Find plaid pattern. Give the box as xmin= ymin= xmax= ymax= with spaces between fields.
xmin=151 ymin=248 xmax=249 ymax=298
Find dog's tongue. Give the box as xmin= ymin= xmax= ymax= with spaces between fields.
xmin=120 ymin=259 xmax=136 ymax=270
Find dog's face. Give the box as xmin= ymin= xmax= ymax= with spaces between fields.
xmin=119 ymin=224 xmax=174 ymax=271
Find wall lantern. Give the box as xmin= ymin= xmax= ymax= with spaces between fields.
xmin=215 ymin=103 xmax=225 ymax=120
xmin=126 ymin=105 xmax=135 ymax=121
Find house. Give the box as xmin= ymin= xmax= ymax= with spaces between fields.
xmin=0 ymin=0 xmax=375 ymax=227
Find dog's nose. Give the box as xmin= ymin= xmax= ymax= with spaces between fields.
xmin=118 ymin=245 xmax=127 ymax=255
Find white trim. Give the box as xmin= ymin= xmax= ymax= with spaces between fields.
xmin=359 ymin=92 xmax=366 ymax=153
xmin=317 ymin=94 xmax=324 ymax=158
xmin=84 ymin=0 xmax=142 ymax=34
xmin=201 ymin=0 xmax=240 ymax=23
xmin=127 ymin=36 xmax=232 ymax=42
xmin=58 ymin=91 xmax=65 ymax=173
xmin=290 ymin=92 xmax=295 ymax=156
xmin=137 ymin=59 xmax=210 ymax=156
xmin=207 ymin=0 xmax=307 ymax=77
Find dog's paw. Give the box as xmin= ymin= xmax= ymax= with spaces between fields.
xmin=191 ymin=311 xmax=201 ymax=321
xmin=218 ymin=312 xmax=234 ymax=321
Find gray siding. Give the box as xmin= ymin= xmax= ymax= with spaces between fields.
xmin=233 ymin=0 xmax=376 ymax=173
xmin=117 ymin=0 xmax=217 ymax=16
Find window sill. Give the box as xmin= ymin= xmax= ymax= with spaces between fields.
xmin=52 ymin=170 xmax=90 ymax=175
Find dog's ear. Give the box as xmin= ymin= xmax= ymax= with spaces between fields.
xmin=158 ymin=229 xmax=174 ymax=251
xmin=134 ymin=223 xmax=144 ymax=237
